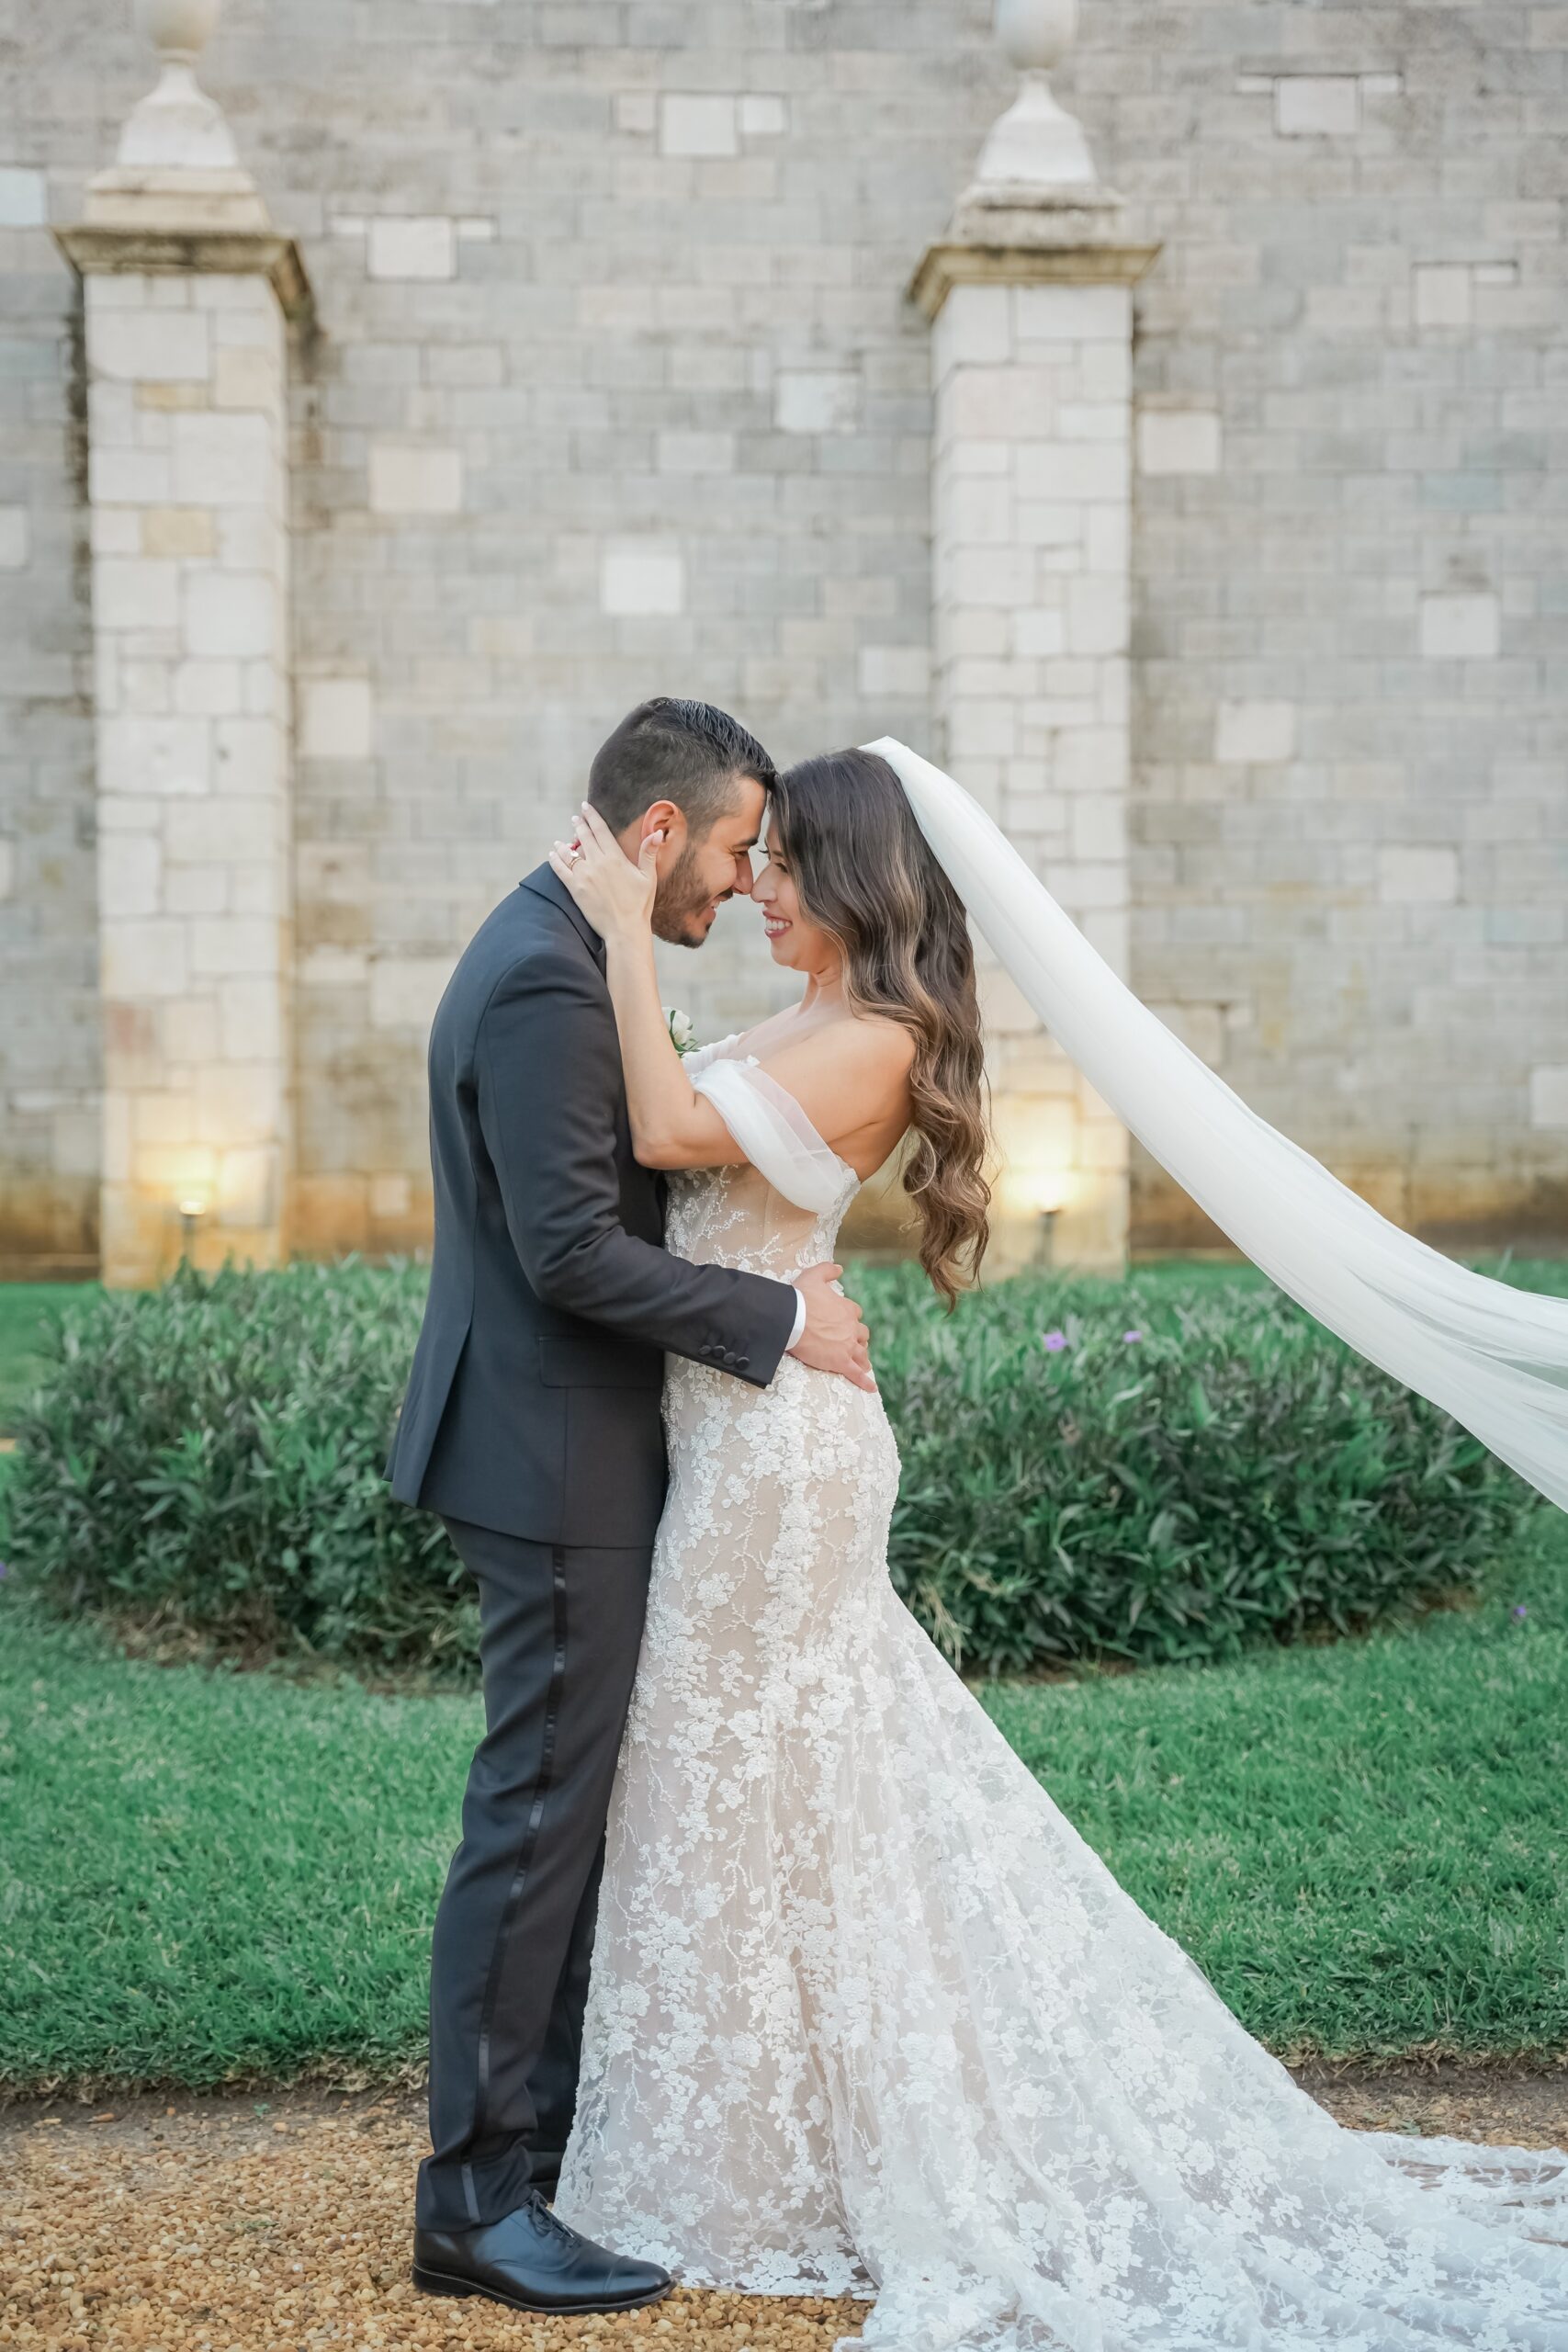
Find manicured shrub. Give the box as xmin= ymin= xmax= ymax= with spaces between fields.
xmin=4 ymin=1258 xmax=1539 ymax=1678
xmin=860 ymin=1262 xmax=1538 ymax=1672
xmin=4 ymin=1261 xmax=472 ymax=1674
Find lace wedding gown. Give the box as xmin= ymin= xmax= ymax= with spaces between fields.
xmin=555 ymin=1035 xmax=1568 ymax=2352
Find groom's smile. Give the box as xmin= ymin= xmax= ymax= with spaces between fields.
xmin=649 ymin=772 xmax=767 ymax=949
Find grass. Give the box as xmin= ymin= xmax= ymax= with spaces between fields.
xmin=4 ymin=1254 xmax=1563 ymax=2097
xmin=3 ymin=1507 xmax=1563 ymax=2098
xmin=0 ymin=1283 xmax=94 ymax=1429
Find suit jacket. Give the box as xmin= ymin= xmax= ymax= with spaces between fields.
xmin=386 ymin=863 xmax=798 ymax=1547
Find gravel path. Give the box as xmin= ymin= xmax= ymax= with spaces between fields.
xmin=6 ymin=2070 xmax=1566 ymax=2349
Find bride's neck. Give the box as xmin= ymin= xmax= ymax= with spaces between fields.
xmin=797 ymin=956 xmax=846 ymax=1013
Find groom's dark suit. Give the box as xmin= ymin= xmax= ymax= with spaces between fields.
xmin=389 ymin=863 xmax=796 ymax=2232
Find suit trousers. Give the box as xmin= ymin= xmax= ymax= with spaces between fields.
xmin=416 ymin=1515 xmax=653 ymax=2233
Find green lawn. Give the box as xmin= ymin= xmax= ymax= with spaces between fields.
xmin=0 ymin=1283 xmax=94 ymax=1428
xmin=3 ymin=1507 xmax=1563 ymax=2098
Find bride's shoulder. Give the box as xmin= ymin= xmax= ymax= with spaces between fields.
xmin=771 ymin=1012 xmax=914 ymax=1085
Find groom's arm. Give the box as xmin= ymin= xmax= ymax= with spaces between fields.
xmin=477 ymin=945 xmax=798 ymax=1389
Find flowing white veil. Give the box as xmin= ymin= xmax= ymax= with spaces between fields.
xmin=865 ymin=734 xmax=1568 ymax=1517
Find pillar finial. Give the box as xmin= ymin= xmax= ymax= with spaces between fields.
xmin=970 ymin=0 xmax=1099 ymax=200
xmin=117 ymin=0 xmax=239 ymax=172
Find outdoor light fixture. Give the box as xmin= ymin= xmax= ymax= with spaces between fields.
xmin=177 ymin=1192 xmax=209 ymax=1258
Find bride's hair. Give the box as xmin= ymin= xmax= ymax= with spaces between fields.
xmin=772 ymin=747 xmax=991 ymax=1306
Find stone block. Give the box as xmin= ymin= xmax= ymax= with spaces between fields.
xmin=660 ymin=96 xmax=738 ymax=157
xmin=173 ymin=659 xmax=243 ymax=718
xmin=0 ymin=166 xmax=46 ymax=226
xmin=1529 ymin=1067 xmax=1568 ymax=1128
xmin=213 ymin=344 xmax=284 ymax=411
xmin=196 ymin=1064 xmax=284 ymax=1148
xmin=1378 ymin=845 xmax=1459 ymax=903
xmin=1214 ymin=700 xmax=1296 ymax=763
xmin=301 ymin=677 xmax=374 ymax=760
xmin=1414 ymin=265 xmax=1472 ymax=329
xmin=601 ymin=545 xmax=684 ymax=615
xmin=96 ymin=552 xmax=182 ymax=635
xmin=100 ymin=918 xmax=188 ymax=999
xmin=98 ymin=831 xmax=161 ymax=920
xmin=934 ymin=285 xmax=1013 ymax=372
xmin=89 ymin=447 xmax=172 ymax=505
xmin=144 ymin=507 xmax=216 ymax=559
xmin=615 ymin=93 xmax=657 ymax=134
xmin=172 ymin=413 xmax=274 ymax=509
xmin=164 ymin=797 xmax=279 ymax=867
xmin=367 ymin=217 xmax=457 ymax=280
xmin=184 ymin=571 xmax=276 ymax=661
xmin=188 ymin=917 xmax=284 ymax=978
xmin=858 ymin=646 xmax=931 ymax=697
xmin=91 ymin=307 xmax=210 ymax=385
xmin=369 ymin=955 xmax=455 ymax=1031
xmin=1012 ymin=285 xmax=1128 ymax=342
xmin=162 ymin=1001 xmax=220 ymax=1063
xmin=1013 ymin=610 xmax=1067 ymax=658
xmin=1137 ymin=410 xmax=1222 ymax=474
xmin=368 ymin=442 xmax=464 ymax=514
xmin=1015 ymin=444 xmax=1125 ymax=502
xmin=215 ymin=718 xmax=285 ymax=797
xmin=739 ymin=96 xmax=788 ymax=136
xmin=219 ymin=978 xmax=285 ymax=1061
xmin=1274 ymin=77 xmax=1359 ymax=136
xmin=656 ymin=431 xmax=736 ymax=473
xmin=775 ymin=371 xmax=860 ymax=434
xmin=0 ymin=506 xmax=28 ymax=569
xmin=1070 ymin=796 xmax=1129 ymax=862
xmin=101 ymin=714 xmax=210 ymax=797
xmin=1066 ymin=574 xmax=1129 ymax=656
xmin=1419 ymin=592 xmax=1500 ymax=658
xmin=371 ymin=1172 xmax=413 ymax=1219
xmin=164 ymin=865 xmax=230 ymax=916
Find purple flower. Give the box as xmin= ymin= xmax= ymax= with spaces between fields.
xmin=0 ymin=1560 xmax=8 ymax=1580
xmin=1513 ymin=1604 xmax=1528 ymax=1620
xmin=1122 ymin=1329 xmax=1143 ymax=1343
xmin=1043 ymin=1330 xmax=1068 ymax=1352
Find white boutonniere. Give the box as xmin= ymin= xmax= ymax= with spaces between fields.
xmin=665 ymin=1006 xmax=697 ymax=1057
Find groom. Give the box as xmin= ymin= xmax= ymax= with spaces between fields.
xmin=387 ymin=696 xmax=873 ymax=2315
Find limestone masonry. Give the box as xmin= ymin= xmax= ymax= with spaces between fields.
xmin=0 ymin=0 xmax=1563 ymax=1282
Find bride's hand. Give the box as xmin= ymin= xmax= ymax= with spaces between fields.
xmin=548 ymin=800 xmax=660 ymax=940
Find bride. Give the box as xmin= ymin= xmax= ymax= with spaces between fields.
xmin=547 ymin=741 xmax=1568 ymax=2352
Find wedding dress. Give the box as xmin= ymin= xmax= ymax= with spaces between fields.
xmin=554 ymin=1034 xmax=1568 ymax=2352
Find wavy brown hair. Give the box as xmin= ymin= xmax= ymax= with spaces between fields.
xmin=770 ymin=748 xmax=990 ymax=1306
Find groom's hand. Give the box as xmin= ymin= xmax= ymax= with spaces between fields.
xmin=789 ymin=1262 xmax=876 ymax=1392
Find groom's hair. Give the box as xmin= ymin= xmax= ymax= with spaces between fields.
xmin=588 ymin=698 xmax=775 ymax=839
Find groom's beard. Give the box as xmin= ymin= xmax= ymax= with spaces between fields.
xmin=652 ymin=841 xmax=728 ymax=949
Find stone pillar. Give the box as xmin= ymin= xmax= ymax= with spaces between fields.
xmin=57 ymin=1 xmax=310 ymax=1284
xmin=912 ymin=0 xmax=1156 ymax=1274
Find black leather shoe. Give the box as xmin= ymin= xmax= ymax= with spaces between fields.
xmin=412 ymin=2195 xmax=672 ymax=2315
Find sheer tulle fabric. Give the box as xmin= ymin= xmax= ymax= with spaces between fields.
xmin=555 ymin=1039 xmax=1568 ymax=2352
xmin=863 ymin=735 xmax=1568 ymax=1521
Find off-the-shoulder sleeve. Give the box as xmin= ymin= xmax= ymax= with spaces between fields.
xmin=689 ymin=1057 xmax=850 ymax=1214
xmin=681 ymin=1032 xmax=743 ymax=1079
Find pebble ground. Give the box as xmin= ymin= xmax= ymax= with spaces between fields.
xmin=6 ymin=2070 xmax=1565 ymax=2349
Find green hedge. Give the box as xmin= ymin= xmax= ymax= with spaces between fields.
xmin=861 ymin=1264 xmax=1540 ymax=1671
xmin=2 ymin=1258 xmax=1540 ymax=1678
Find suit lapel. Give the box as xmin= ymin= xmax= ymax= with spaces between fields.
xmin=521 ymin=860 xmax=607 ymax=972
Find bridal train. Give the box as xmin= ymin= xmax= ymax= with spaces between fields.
xmin=555 ymin=1036 xmax=1568 ymax=2352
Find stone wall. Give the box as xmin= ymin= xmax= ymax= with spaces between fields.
xmin=0 ymin=151 xmax=98 ymax=1275
xmin=1 ymin=0 xmax=1564 ymax=1273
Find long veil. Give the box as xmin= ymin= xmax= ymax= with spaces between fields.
xmin=865 ymin=734 xmax=1568 ymax=1518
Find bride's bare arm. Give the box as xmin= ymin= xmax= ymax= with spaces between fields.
xmin=549 ymin=804 xmax=913 ymax=1176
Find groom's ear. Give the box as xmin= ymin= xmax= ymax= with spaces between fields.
xmin=638 ymin=798 xmax=684 ymax=868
